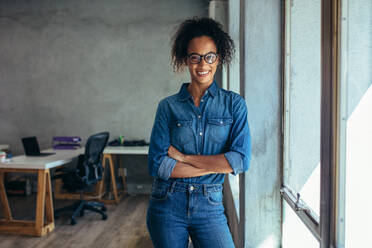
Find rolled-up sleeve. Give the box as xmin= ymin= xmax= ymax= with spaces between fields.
xmin=157 ymin=156 xmax=177 ymax=180
xmin=224 ymin=95 xmax=252 ymax=175
xmin=148 ymin=100 xmax=176 ymax=180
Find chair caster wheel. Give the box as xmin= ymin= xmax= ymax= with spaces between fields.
xmin=101 ymin=206 xmax=107 ymax=212
xmin=102 ymin=214 xmax=107 ymax=220
xmin=70 ymin=218 xmax=77 ymax=225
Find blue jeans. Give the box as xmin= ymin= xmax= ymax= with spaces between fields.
xmin=146 ymin=180 xmax=235 ymax=248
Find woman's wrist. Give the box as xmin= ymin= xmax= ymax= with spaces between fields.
xmin=181 ymin=154 xmax=189 ymax=163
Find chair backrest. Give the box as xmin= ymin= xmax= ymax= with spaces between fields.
xmin=77 ymin=132 xmax=109 ymax=185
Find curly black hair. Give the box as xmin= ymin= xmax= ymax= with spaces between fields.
xmin=171 ymin=17 xmax=235 ymax=72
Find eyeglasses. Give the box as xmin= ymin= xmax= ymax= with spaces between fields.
xmin=187 ymin=52 xmax=218 ymax=64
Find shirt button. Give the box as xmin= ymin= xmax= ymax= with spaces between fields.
xmin=199 ymin=132 xmax=203 ymax=136
xmin=198 ymin=115 xmax=202 ymax=119
xmin=198 ymin=152 xmax=201 ymax=155
xmin=201 ymin=99 xmax=204 ymax=102
xmin=190 ymin=186 xmax=194 ymax=191
xmin=220 ymin=120 xmax=223 ymax=124
xmin=177 ymin=123 xmax=181 ymax=127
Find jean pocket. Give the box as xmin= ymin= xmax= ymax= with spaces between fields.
xmin=207 ymin=118 xmax=233 ymax=144
xmin=150 ymin=185 xmax=169 ymax=201
xmin=207 ymin=191 xmax=223 ymax=205
xmin=170 ymin=120 xmax=193 ymax=146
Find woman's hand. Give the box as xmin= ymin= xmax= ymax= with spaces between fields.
xmin=168 ymin=145 xmax=186 ymax=162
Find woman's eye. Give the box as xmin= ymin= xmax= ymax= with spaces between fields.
xmin=190 ymin=55 xmax=200 ymax=62
xmin=205 ymin=54 xmax=216 ymax=63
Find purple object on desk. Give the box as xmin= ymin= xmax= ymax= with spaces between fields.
xmin=53 ymin=144 xmax=81 ymax=150
xmin=53 ymin=136 xmax=82 ymax=142
xmin=52 ymin=136 xmax=82 ymax=150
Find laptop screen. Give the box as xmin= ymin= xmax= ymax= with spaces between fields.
xmin=22 ymin=137 xmax=41 ymax=155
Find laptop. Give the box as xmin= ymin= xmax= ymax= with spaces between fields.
xmin=21 ymin=137 xmax=55 ymax=157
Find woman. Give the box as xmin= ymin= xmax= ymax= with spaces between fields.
xmin=147 ymin=17 xmax=251 ymax=248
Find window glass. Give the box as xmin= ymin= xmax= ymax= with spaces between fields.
xmin=282 ymin=0 xmax=321 ymax=246
xmin=282 ymin=204 xmax=319 ymax=248
xmin=343 ymin=0 xmax=372 ymax=246
xmin=283 ymin=0 xmax=321 ymax=215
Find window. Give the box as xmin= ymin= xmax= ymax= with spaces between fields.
xmin=340 ymin=0 xmax=372 ymax=246
xmin=282 ymin=0 xmax=321 ymax=246
xmin=282 ymin=0 xmax=372 ymax=247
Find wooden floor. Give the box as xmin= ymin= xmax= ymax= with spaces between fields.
xmin=0 ymin=194 xmax=153 ymax=248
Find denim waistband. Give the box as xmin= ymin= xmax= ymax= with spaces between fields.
xmin=154 ymin=179 xmax=223 ymax=194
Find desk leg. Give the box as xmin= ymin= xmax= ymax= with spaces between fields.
xmin=118 ymin=155 xmax=127 ymax=194
xmin=35 ymin=170 xmax=46 ymax=236
xmin=101 ymin=154 xmax=127 ymax=204
xmin=98 ymin=154 xmax=108 ymax=198
xmin=44 ymin=170 xmax=54 ymax=224
xmin=108 ymin=154 xmax=119 ymax=204
xmin=0 ymin=172 xmax=12 ymax=221
xmin=0 ymin=169 xmax=54 ymax=236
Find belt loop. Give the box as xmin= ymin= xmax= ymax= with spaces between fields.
xmin=170 ymin=181 xmax=177 ymax=193
xmin=203 ymin=184 xmax=207 ymax=196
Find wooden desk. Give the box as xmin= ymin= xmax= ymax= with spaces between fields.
xmin=101 ymin=146 xmax=148 ymax=204
xmin=0 ymin=148 xmax=84 ymax=236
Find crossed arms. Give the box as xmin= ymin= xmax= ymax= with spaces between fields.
xmin=148 ymin=96 xmax=251 ymax=180
xmin=167 ymin=145 xmax=233 ymax=178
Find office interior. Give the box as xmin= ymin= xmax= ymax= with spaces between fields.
xmin=0 ymin=0 xmax=371 ymax=247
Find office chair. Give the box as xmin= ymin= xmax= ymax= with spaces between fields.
xmin=54 ymin=132 xmax=109 ymax=225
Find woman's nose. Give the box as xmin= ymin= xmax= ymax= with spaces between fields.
xmin=199 ymin=58 xmax=208 ymax=66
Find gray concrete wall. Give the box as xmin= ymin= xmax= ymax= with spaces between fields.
xmin=0 ymin=0 xmax=208 ymax=194
xmin=242 ymin=0 xmax=282 ymax=247
xmin=0 ymin=0 xmax=208 ymax=155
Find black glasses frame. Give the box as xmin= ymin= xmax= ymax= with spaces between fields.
xmin=187 ymin=52 xmax=218 ymax=64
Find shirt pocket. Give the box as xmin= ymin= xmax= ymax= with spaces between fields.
xmin=170 ymin=120 xmax=193 ymax=146
xmin=207 ymin=118 xmax=233 ymax=144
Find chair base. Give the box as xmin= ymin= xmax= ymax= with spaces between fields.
xmin=54 ymin=200 xmax=107 ymax=225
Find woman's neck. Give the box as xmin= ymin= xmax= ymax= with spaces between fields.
xmin=188 ymin=81 xmax=212 ymax=98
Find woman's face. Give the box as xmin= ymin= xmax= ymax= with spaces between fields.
xmin=186 ymin=36 xmax=219 ymax=87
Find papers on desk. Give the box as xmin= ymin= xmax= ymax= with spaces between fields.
xmin=52 ymin=136 xmax=82 ymax=150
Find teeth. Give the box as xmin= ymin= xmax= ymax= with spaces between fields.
xmin=197 ymin=71 xmax=209 ymax=75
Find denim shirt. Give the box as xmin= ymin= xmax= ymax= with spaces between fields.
xmin=148 ymin=81 xmax=251 ymax=184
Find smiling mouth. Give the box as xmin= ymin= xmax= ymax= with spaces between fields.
xmin=196 ymin=71 xmax=210 ymax=77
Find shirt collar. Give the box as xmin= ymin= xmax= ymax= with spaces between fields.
xmin=177 ymin=81 xmax=218 ymax=101
xmin=206 ymin=81 xmax=218 ymax=97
